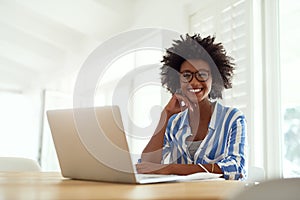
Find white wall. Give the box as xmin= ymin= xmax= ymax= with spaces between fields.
xmin=131 ymin=0 xmax=189 ymax=32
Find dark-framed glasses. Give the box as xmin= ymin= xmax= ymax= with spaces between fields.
xmin=180 ymin=70 xmax=210 ymax=83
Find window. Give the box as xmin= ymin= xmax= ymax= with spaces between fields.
xmin=94 ymin=49 xmax=165 ymax=163
xmin=279 ymin=0 xmax=300 ymax=177
xmin=0 ymin=91 xmax=40 ymax=160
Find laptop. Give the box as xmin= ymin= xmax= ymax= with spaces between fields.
xmin=46 ymin=106 xmax=186 ymax=184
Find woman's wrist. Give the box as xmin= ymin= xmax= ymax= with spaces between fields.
xmin=165 ymin=164 xmax=204 ymax=175
xmin=162 ymin=108 xmax=173 ymax=120
xmin=162 ymin=164 xmax=174 ymax=174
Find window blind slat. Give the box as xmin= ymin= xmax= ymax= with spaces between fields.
xmin=189 ymin=0 xmax=250 ymax=120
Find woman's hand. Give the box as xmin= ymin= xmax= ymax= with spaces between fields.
xmin=136 ymin=162 xmax=170 ymax=174
xmin=140 ymin=90 xmax=195 ymax=164
xmin=164 ymin=92 xmax=193 ymax=117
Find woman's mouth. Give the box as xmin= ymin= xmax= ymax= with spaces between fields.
xmin=188 ymin=88 xmax=203 ymax=93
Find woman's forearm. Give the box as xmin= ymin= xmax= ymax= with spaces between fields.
xmin=167 ymin=163 xmax=222 ymax=175
xmin=141 ymin=109 xmax=171 ymax=163
xmin=136 ymin=162 xmax=223 ymax=175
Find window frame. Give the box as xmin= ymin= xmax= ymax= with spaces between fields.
xmin=261 ymin=0 xmax=283 ymax=179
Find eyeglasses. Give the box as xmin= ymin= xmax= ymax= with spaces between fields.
xmin=180 ymin=70 xmax=210 ymax=83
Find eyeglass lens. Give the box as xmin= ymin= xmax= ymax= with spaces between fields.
xmin=180 ymin=71 xmax=209 ymax=82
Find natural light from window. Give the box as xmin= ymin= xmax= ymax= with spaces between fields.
xmin=280 ymin=0 xmax=300 ymax=178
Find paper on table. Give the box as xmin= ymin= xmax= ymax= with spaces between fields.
xmin=178 ymin=172 xmax=223 ymax=181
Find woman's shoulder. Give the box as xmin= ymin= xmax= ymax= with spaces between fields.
xmin=216 ymin=101 xmax=246 ymax=119
xmin=169 ymin=109 xmax=188 ymax=121
xmin=167 ymin=109 xmax=188 ymax=128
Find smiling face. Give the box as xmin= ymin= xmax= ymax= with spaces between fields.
xmin=180 ymin=59 xmax=212 ymax=104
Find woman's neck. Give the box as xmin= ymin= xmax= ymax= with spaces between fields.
xmin=189 ymin=99 xmax=213 ymax=120
xmin=188 ymin=99 xmax=215 ymax=140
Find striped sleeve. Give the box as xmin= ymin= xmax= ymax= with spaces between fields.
xmin=161 ymin=115 xmax=175 ymax=163
xmin=217 ymin=109 xmax=247 ymax=180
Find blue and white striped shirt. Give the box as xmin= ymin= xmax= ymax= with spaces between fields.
xmin=162 ymin=101 xmax=247 ymax=180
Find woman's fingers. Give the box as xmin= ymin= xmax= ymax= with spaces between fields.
xmin=165 ymin=95 xmax=181 ymax=114
xmin=165 ymin=93 xmax=196 ymax=115
xmin=174 ymin=94 xmax=193 ymax=112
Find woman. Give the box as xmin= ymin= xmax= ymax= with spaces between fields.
xmin=136 ymin=34 xmax=247 ymax=180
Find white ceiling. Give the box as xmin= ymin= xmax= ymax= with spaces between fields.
xmin=0 ymin=0 xmax=136 ymax=91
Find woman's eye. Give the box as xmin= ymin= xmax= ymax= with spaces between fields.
xmin=198 ymin=72 xmax=208 ymax=78
xmin=183 ymin=73 xmax=192 ymax=78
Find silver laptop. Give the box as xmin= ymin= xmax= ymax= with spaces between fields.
xmin=46 ymin=106 xmax=182 ymax=184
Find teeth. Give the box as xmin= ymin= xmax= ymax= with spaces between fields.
xmin=189 ymin=88 xmax=201 ymax=93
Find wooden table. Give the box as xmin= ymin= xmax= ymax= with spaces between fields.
xmin=0 ymin=172 xmax=245 ymax=200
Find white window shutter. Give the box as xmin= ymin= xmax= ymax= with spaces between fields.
xmin=189 ymin=0 xmax=251 ymax=121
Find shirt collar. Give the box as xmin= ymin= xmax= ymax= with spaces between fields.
xmin=209 ymin=101 xmax=221 ymax=131
xmin=178 ymin=108 xmax=189 ymax=130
